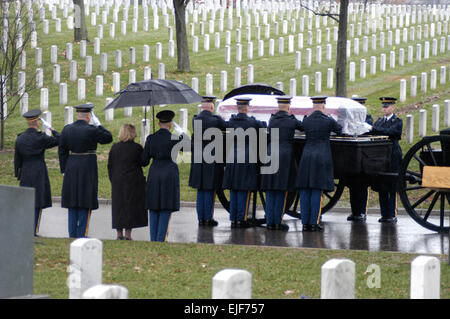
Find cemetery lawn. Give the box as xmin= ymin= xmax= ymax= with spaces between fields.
xmin=33 ymin=238 xmax=450 ymax=299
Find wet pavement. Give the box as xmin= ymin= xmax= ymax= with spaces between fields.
xmin=37 ymin=200 xmax=449 ymax=255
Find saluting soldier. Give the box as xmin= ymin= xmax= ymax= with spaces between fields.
xmin=365 ymin=97 xmax=403 ymax=223
xmin=189 ymin=96 xmax=226 ymax=227
xmin=14 ymin=109 xmax=60 ymax=236
xmin=295 ymin=96 xmax=342 ymax=232
xmin=222 ymin=97 xmax=267 ymax=228
xmin=346 ymin=97 xmax=373 ymax=222
xmin=261 ymin=96 xmax=303 ymax=231
xmin=58 ymin=104 xmax=113 ymax=238
xmin=142 ymin=110 xmax=187 ymax=242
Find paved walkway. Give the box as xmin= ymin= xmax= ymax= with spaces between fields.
xmin=37 ymin=200 xmax=450 ymax=255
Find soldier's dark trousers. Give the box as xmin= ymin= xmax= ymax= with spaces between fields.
xmin=300 ymin=189 xmax=323 ymax=225
xmin=265 ymin=191 xmax=287 ymax=225
xmin=149 ymin=210 xmax=171 ymax=242
xmin=196 ymin=190 xmax=215 ymax=222
xmin=68 ymin=208 xmax=90 ymax=238
xmin=379 ymin=191 xmax=397 ymax=218
xmin=34 ymin=208 xmax=42 ymax=236
xmin=229 ymin=191 xmax=250 ymax=222
xmin=349 ymin=186 xmax=368 ymax=216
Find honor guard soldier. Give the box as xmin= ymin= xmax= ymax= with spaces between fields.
xmin=364 ymin=97 xmax=403 ymax=223
xmin=261 ymin=96 xmax=303 ymax=231
xmin=14 ymin=109 xmax=60 ymax=236
xmin=346 ymin=97 xmax=373 ymax=222
xmin=189 ymin=96 xmax=226 ymax=227
xmin=142 ymin=110 xmax=188 ymax=242
xmin=58 ymin=104 xmax=113 ymax=238
xmin=295 ymin=96 xmax=342 ymax=231
xmin=222 ymin=97 xmax=267 ymax=228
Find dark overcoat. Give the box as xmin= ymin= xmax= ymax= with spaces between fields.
xmin=370 ymin=114 xmax=403 ymax=192
xmin=142 ymin=128 xmax=187 ymax=212
xmin=108 ymin=141 xmax=148 ymax=229
xmin=260 ymin=111 xmax=303 ymax=191
xmin=58 ymin=120 xmax=113 ymax=209
xmin=295 ymin=110 xmax=342 ymax=192
xmin=222 ymin=113 xmax=267 ymax=191
xmin=14 ymin=128 xmax=60 ymax=209
xmin=188 ymin=110 xmax=227 ymax=190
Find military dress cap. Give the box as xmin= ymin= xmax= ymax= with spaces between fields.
xmin=352 ymin=97 xmax=367 ymax=104
xmin=235 ymin=97 xmax=252 ymax=105
xmin=202 ymin=96 xmax=216 ymax=103
xmin=311 ymin=96 xmax=327 ymax=104
xmin=156 ymin=110 xmax=175 ymax=123
xmin=23 ymin=109 xmax=41 ymax=121
xmin=276 ymin=95 xmax=292 ymax=104
xmin=379 ymin=97 xmax=397 ymax=107
xmin=74 ymin=103 xmax=94 ymax=113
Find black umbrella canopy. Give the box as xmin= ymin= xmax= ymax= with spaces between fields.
xmin=104 ymin=79 xmax=202 ymax=110
xmin=222 ymin=83 xmax=286 ymax=101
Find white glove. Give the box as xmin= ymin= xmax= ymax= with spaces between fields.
xmin=172 ymin=121 xmax=184 ymax=135
xmin=40 ymin=117 xmax=52 ymax=130
xmin=363 ymin=122 xmax=373 ymax=131
xmin=91 ymin=111 xmax=101 ymax=127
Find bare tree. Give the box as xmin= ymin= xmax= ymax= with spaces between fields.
xmin=173 ymin=0 xmax=191 ymax=72
xmin=0 ymin=0 xmax=39 ymax=150
xmin=300 ymin=0 xmax=348 ymax=97
xmin=73 ymin=0 xmax=89 ymax=42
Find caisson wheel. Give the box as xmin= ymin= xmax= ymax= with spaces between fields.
xmin=398 ymin=135 xmax=450 ymax=233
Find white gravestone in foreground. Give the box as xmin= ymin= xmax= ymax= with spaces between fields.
xmin=410 ymin=256 xmax=440 ymax=299
xmin=212 ymin=269 xmax=252 ymax=299
xmin=82 ymin=284 xmax=128 ymax=299
xmin=321 ymin=259 xmax=355 ymax=299
xmin=68 ymin=238 xmax=103 ymax=299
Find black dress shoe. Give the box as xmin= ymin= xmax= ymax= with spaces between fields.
xmin=378 ymin=217 xmax=398 ymax=223
xmin=275 ymin=223 xmax=289 ymax=231
xmin=198 ymin=220 xmax=206 ymax=226
xmin=347 ymin=214 xmax=366 ymax=222
xmin=205 ymin=219 xmax=219 ymax=227
xmin=311 ymin=224 xmax=323 ymax=232
xmin=302 ymin=225 xmax=312 ymax=232
xmin=266 ymin=224 xmax=277 ymax=230
xmin=236 ymin=220 xmax=252 ymax=228
xmin=231 ymin=221 xmax=237 ymax=228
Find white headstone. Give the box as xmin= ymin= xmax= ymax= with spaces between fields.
xmin=406 ymin=114 xmax=414 ymax=143
xmin=410 ymin=256 xmax=440 ymax=299
xmin=60 ymin=83 xmax=68 ymax=105
xmin=212 ymin=269 xmax=252 ymax=299
xmin=419 ymin=109 xmax=427 ymax=137
xmin=321 ymin=259 xmax=355 ymax=299
xmin=82 ymin=285 xmax=128 ymax=299
xmin=432 ymin=104 xmax=440 ymax=132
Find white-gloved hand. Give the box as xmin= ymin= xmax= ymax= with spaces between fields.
xmin=91 ymin=111 xmax=101 ymax=127
xmin=40 ymin=117 xmax=52 ymax=130
xmin=172 ymin=121 xmax=184 ymax=135
xmin=363 ymin=122 xmax=373 ymax=131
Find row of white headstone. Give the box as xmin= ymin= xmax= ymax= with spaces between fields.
xmin=69 ymin=238 xmax=442 ymax=299
xmin=404 ymin=100 xmax=450 ymax=143
xmin=399 ymin=66 xmax=449 ymax=102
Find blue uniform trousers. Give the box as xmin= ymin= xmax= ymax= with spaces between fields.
xmin=379 ymin=191 xmax=397 ymax=218
xmin=196 ymin=190 xmax=215 ymax=222
xmin=34 ymin=208 xmax=42 ymax=236
xmin=265 ymin=191 xmax=288 ymax=225
xmin=349 ymin=186 xmax=369 ymax=216
xmin=229 ymin=191 xmax=250 ymax=222
xmin=149 ymin=210 xmax=172 ymax=242
xmin=68 ymin=208 xmax=91 ymax=238
xmin=300 ymin=189 xmax=323 ymax=225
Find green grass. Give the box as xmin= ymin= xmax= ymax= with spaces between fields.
xmin=33 ymin=238 xmax=450 ymax=299
xmin=2 ymin=6 xmax=450 ymax=206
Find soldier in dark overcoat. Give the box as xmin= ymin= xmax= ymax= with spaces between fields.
xmin=142 ymin=110 xmax=188 ymax=242
xmin=14 ymin=109 xmax=60 ymax=236
xmin=58 ymin=104 xmax=113 ymax=238
xmin=189 ymin=96 xmax=226 ymax=227
xmin=365 ymin=97 xmax=403 ymax=223
xmin=261 ymin=96 xmax=303 ymax=231
xmin=222 ymin=98 xmax=267 ymax=228
xmin=295 ymin=97 xmax=342 ymax=231
xmin=346 ymin=97 xmax=373 ymax=222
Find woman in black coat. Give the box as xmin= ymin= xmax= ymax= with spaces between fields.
xmin=108 ymin=124 xmax=147 ymax=240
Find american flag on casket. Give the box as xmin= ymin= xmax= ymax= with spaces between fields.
xmin=216 ymin=94 xmax=370 ymax=136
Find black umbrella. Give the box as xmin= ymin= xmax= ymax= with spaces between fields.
xmin=222 ymin=83 xmax=286 ymax=101
xmin=104 ymin=79 xmax=202 ymax=132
